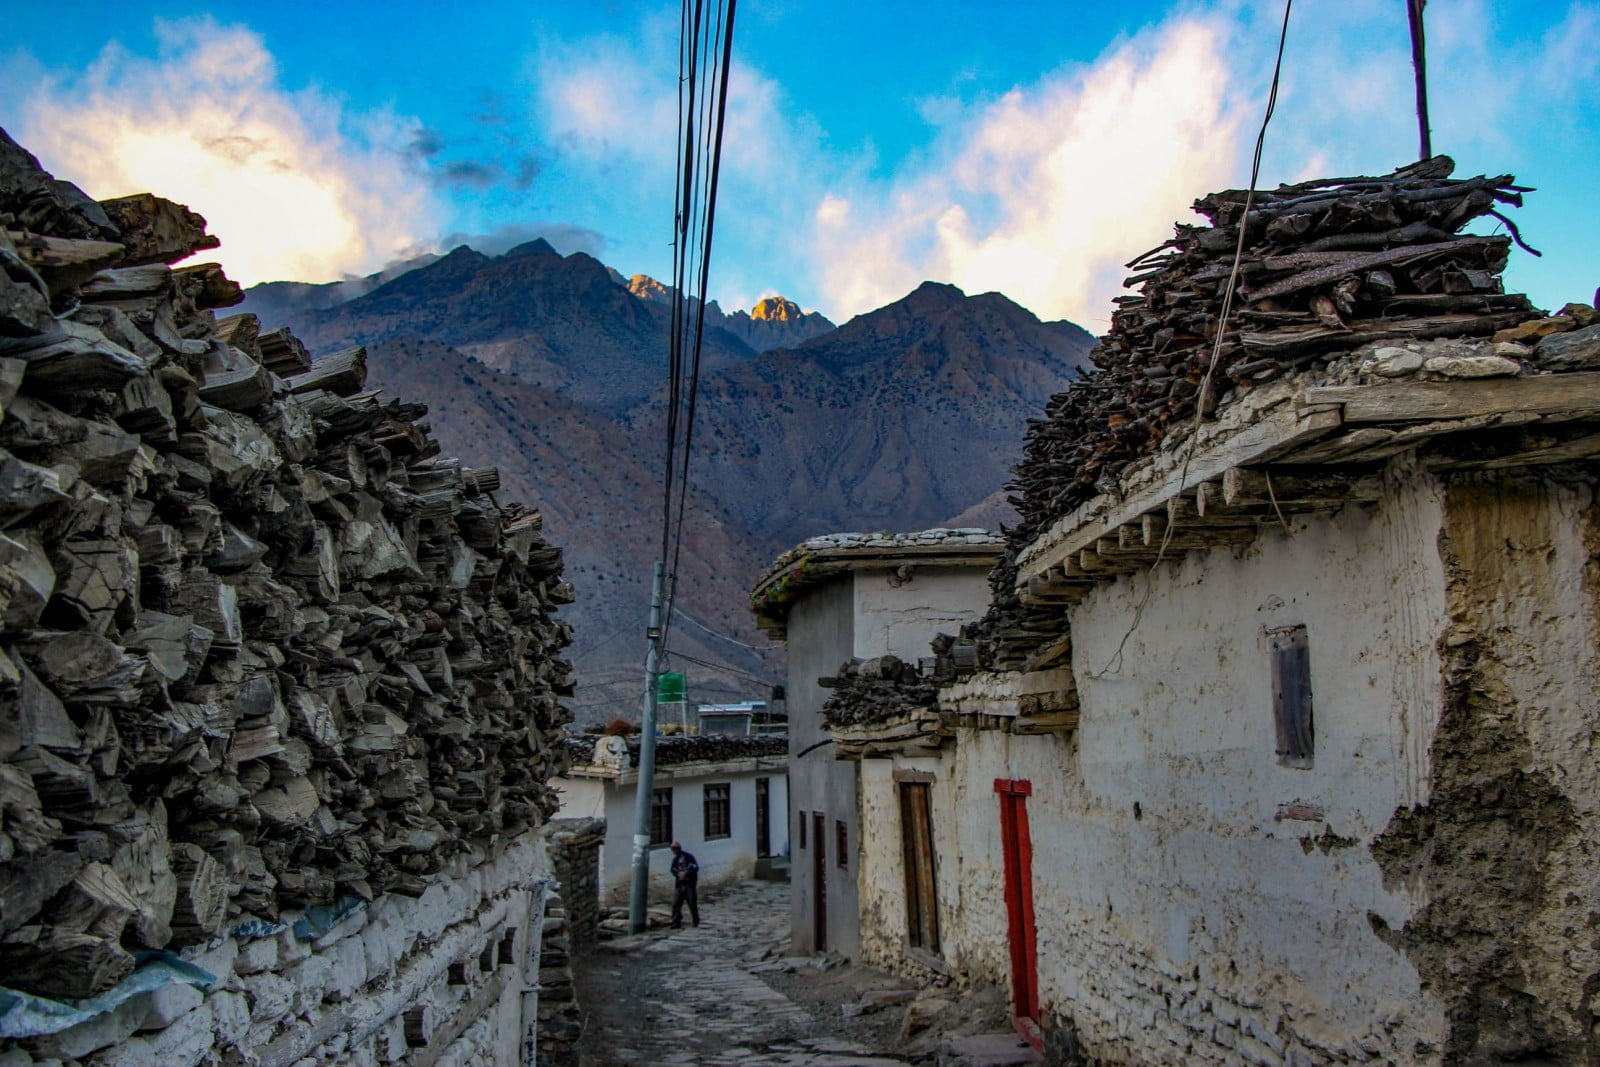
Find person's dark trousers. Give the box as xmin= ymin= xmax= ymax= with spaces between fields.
xmin=671 ymin=881 xmax=699 ymax=927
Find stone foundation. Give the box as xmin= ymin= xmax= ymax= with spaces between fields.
xmin=4 ymin=832 xmax=553 ymax=1066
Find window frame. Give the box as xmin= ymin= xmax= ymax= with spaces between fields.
xmin=836 ymin=818 xmax=848 ymax=870
xmin=703 ymin=782 xmax=732 ymax=840
xmin=798 ymin=810 xmax=807 ymax=848
xmin=649 ymin=787 xmax=674 ymax=847
xmin=1269 ymin=624 xmax=1314 ymax=769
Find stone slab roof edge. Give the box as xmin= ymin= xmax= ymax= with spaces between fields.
xmin=750 ymin=527 xmax=1007 ymax=627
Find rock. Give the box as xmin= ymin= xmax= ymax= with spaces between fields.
xmin=1534 ymin=324 xmax=1600 ymax=370
xmin=1361 ymin=346 xmax=1424 ymax=377
xmin=938 ymin=1031 xmax=1042 ymax=1066
xmin=1422 ymin=354 xmax=1521 ymax=379
xmin=900 ymin=995 xmax=956 ymax=1040
xmin=1493 ymin=341 xmax=1531 ymax=359
xmin=139 ymin=981 xmax=204 ymax=1030
xmin=1493 ymin=315 xmax=1576 ymax=344
xmin=1559 ymin=302 xmax=1599 ymax=328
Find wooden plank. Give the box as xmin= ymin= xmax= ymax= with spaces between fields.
xmin=1303 ymin=373 xmax=1600 ymax=424
xmin=1013 ymin=709 xmax=1082 ymax=734
xmin=1431 ymin=432 xmax=1600 ymax=472
xmin=1017 ymin=405 xmax=1340 ymax=585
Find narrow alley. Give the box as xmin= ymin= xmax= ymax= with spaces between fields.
xmin=570 ymin=881 xmax=1030 ymax=1066
xmin=571 ymin=881 xmax=908 ymax=1065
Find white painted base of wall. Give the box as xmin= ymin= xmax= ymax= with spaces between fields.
xmin=16 ymin=833 xmax=554 ymax=1067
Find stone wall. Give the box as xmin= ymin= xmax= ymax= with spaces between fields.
xmin=546 ymin=817 xmax=603 ymax=949
xmin=7 ymin=831 xmax=552 ymax=1066
xmin=533 ymin=890 xmax=580 ymax=1067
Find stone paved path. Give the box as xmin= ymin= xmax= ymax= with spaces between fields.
xmin=571 ymin=881 xmax=909 ymax=1066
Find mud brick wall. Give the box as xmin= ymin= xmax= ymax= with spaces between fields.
xmin=546 ymin=817 xmax=603 ymax=948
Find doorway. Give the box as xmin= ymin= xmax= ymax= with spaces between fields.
xmin=899 ymin=781 xmax=940 ymax=952
xmin=995 ymin=778 xmax=1040 ymax=1050
xmin=756 ymin=777 xmax=771 ymax=858
xmin=812 ymin=811 xmax=828 ymax=951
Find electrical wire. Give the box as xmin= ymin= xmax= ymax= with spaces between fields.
xmin=671 ymin=606 xmax=778 ymax=652
xmin=665 ymin=648 xmax=781 ymax=688
xmin=652 ymin=0 xmax=739 ymax=661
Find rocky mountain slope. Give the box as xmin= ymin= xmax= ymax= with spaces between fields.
xmin=657 ymin=282 xmax=1094 ymax=542
xmin=247 ymin=247 xmax=1092 ymax=718
xmin=360 ymin=336 xmax=780 ymax=710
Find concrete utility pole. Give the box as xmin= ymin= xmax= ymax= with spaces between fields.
xmin=627 ymin=560 xmax=667 ymax=934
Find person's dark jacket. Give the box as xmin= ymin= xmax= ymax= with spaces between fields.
xmin=671 ymin=850 xmax=699 ymax=884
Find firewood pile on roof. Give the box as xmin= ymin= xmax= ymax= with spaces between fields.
xmin=1010 ymin=156 xmax=1541 ymax=535
xmin=819 ymin=655 xmax=938 ymax=730
xmin=0 ymin=129 xmax=574 ymax=998
xmin=564 ymin=733 xmax=786 ymax=769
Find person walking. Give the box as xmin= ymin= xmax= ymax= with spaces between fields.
xmin=669 ymin=841 xmax=700 ymax=928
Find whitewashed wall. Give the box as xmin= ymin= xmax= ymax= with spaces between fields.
xmin=555 ymin=770 xmax=788 ymax=906
xmin=859 ymin=474 xmax=1476 ymax=1063
xmin=13 ymin=833 xmax=553 ymax=1067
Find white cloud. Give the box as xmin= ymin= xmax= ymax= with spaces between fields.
xmin=16 ymin=18 xmax=445 ymax=286
xmin=813 ymin=17 xmax=1245 ymax=329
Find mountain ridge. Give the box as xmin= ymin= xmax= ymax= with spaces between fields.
xmin=243 ymin=249 xmax=1094 ymax=716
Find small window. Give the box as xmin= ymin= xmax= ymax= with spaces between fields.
xmin=650 ymin=788 xmax=673 ymax=846
xmin=836 ymin=819 xmax=848 ymax=869
xmin=1270 ymin=625 xmax=1314 ymax=768
xmin=798 ymin=811 xmax=807 ymax=848
xmin=703 ymin=783 xmax=731 ymax=839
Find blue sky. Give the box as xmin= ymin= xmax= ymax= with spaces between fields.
xmin=2 ymin=1 xmax=1595 ymax=329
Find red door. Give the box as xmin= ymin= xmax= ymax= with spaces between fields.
xmin=995 ymin=779 xmax=1041 ymax=1050
xmin=813 ymin=811 xmax=828 ymax=952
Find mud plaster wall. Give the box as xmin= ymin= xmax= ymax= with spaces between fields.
xmin=785 ymin=577 xmax=860 ymax=956
xmin=1371 ymin=471 xmax=1600 ymax=1064
xmin=852 ymin=566 xmax=996 ymax=661
xmin=920 ymin=473 xmax=1455 ymax=1064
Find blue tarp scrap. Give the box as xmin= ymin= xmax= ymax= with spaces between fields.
xmin=228 ymin=917 xmax=286 ymax=940
xmin=291 ymin=896 xmax=366 ymax=941
xmin=0 ymin=951 xmax=217 ymax=1039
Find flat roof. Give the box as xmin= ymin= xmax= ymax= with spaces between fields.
xmin=751 ymin=528 xmax=1006 ymax=638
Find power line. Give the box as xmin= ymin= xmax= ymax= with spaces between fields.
xmin=671 ymin=605 xmax=778 ymax=652
xmin=631 ymin=0 xmax=740 ymax=937
xmin=665 ymin=648 xmax=780 ymax=688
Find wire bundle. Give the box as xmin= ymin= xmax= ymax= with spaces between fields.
xmin=655 ymin=0 xmax=739 ymax=658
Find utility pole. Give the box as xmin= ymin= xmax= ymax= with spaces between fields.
xmin=627 ymin=560 xmax=666 ymax=934
xmin=1406 ymin=0 xmax=1432 ymax=160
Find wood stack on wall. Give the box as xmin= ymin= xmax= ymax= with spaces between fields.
xmin=0 ymin=129 xmax=574 ymax=999
xmin=819 ymin=656 xmax=938 ymax=728
xmin=1010 ymin=156 xmax=1539 ymax=535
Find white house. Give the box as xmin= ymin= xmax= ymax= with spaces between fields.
xmin=749 ymin=529 xmax=1006 ymax=957
xmin=553 ymin=734 xmax=789 ymax=904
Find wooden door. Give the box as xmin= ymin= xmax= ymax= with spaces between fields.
xmin=812 ymin=811 xmax=828 ymax=951
xmin=995 ymin=779 xmax=1040 ymax=1049
xmin=899 ymin=782 xmax=940 ymax=952
xmin=756 ymin=777 xmax=771 ymax=858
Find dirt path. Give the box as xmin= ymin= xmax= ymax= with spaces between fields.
xmin=571 ymin=881 xmax=911 ymax=1066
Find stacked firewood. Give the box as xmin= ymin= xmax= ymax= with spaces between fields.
xmin=564 ymin=733 xmax=785 ymax=766
xmin=819 ymin=656 xmax=938 ymax=728
xmin=0 ymin=130 xmax=574 ymax=998
xmin=1011 ymin=156 xmax=1539 ymax=533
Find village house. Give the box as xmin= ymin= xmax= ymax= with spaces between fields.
xmin=798 ymin=161 xmax=1600 ymax=1064
xmin=553 ymin=733 xmax=789 ymax=904
xmin=750 ymin=529 xmax=1006 ymax=957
